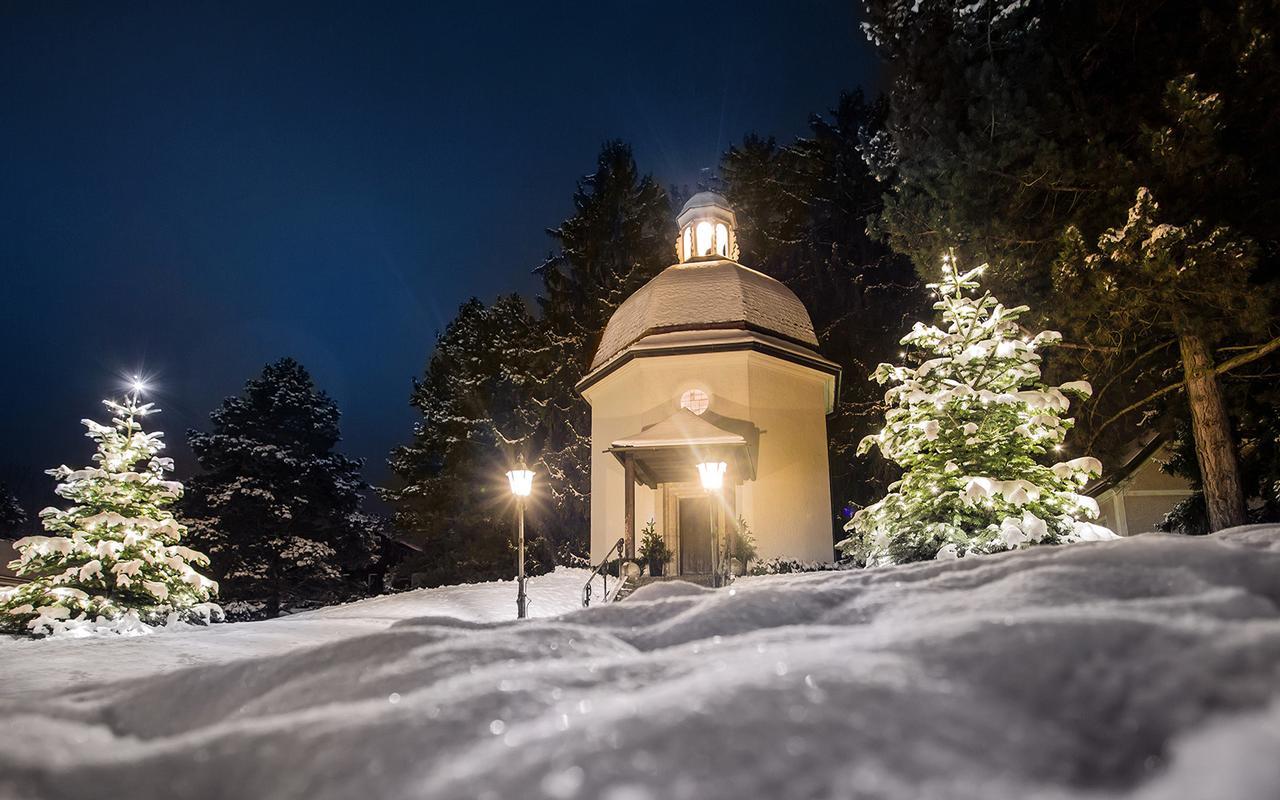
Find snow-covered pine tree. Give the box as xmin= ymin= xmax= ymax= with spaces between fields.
xmin=840 ymin=254 xmax=1115 ymax=565
xmin=534 ymin=142 xmax=675 ymax=553
xmin=862 ymin=0 xmax=1280 ymax=534
xmin=722 ymin=91 xmax=929 ymax=522
xmin=183 ymin=358 xmax=380 ymax=618
xmin=0 ymin=395 xmax=219 ymax=636
xmin=385 ymin=296 xmax=546 ymax=587
xmin=1056 ymin=185 xmax=1266 ymax=532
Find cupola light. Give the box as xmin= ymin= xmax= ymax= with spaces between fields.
xmin=676 ymin=192 xmax=738 ymax=262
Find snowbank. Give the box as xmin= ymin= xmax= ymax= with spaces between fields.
xmin=2 ymin=530 xmax=1279 ymax=800
xmin=0 ymin=567 xmax=592 ymax=698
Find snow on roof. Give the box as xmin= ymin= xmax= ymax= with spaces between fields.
xmin=680 ymin=191 xmax=731 ymax=214
xmin=590 ymin=259 xmax=820 ymax=370
xmin=608 ymin=408 xmax=758 ymax=485
xmin=1086 ymin=432 xmax=1169 ymax=496
xmin=616 ymin=327 xmax=838 ymax=368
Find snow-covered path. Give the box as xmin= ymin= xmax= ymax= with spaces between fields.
xmin=0 ymin=567 xmax=592 ymax=699
xmin=2 ymin=530 xmax=1279 ymax=800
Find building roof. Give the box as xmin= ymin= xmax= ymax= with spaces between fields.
xmin=609 ymin=408 xmax=749 ymax=449
xmin=607 ymin=408 xmax=759 ymax=488
xmin=1086 ymin=432 xmax=1170 ymax=497
xmin=589 ymin=259 xmax=820 ymax=371
xmin=680 ymin=191 xmax=731 ymax=214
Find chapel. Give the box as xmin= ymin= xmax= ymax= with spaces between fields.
xmin=578 ymin=192 xmax=840 ymax=574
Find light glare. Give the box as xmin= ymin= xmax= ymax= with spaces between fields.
xmin=695 ymin=221 xmax=714 ymax=256
xmin=697 ymin=461 xmax=727 ymax=491
xmin=507 ymin=468 xmax=534 ymax=497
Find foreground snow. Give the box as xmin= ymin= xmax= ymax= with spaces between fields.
xmin=0 ymin=567 xmax=592 ymax=698
xmin=3 ymin=530 xmax=1280 ymax=799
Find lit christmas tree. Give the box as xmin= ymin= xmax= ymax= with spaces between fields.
xmin=0 ymin=388 xmax=220 ymax=635
xmin=840 ymin=254 xmax=1116 ymax=565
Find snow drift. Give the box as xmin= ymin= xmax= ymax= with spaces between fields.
xmin=2 ymin=528 xmax=1279 ymax=800
xmin=0 ymin=567 xmax=593 ymax=697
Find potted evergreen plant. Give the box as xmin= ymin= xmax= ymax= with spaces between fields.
xmin=730 ymin=517 xmax=758 ymax=576
xmin=637 ymin=519 xmax=673 ymax=577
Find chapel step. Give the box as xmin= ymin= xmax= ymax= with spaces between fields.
xmin=617 ymin=574 xmax=717 ymax=601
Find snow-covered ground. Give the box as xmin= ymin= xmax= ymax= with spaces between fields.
xmin=2 ymin=529 xmax=1279 ymax=800
xmin=0 ymin=567 xmax=593 ymax=698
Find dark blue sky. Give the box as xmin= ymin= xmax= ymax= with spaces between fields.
xmin=0 ymin=2 xmax=878 ymax=511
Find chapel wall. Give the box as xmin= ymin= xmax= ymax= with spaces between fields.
xmin=582 ymin=352 xmax=751 ymax=563
xmin=743 ymin=354 xmax=835 ymax=563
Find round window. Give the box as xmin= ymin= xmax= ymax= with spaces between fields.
xmin=680 ymin=389 xmax=710 ymax=415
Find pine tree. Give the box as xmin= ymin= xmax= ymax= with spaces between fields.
xmin=538 ymin=141 xmax=675 ymax=346
xmin=864 ymin=0 xmax=1280 ymax=531
xmin=723 ymin=91 xmax=929 ymax=531
xmin=386 ymin=143 xmax=671 ymax=576
xmin=637 ymin=518 xmax=672 ymax=575
xmin=0 ymin=483 xmax=26 ymax=540
xmin=183 ymin=358 xmax=379 ymax=618
xmin=385 ymin=296 xmax=547 ymax=587
xmin=1160 ymin=388 xmax=1280 ymax=534
xmin=0 ymin=395 xmax=219 ymax=635
xmin=534 ymin=142 xmax=675 ymax=551
xmin=841 ymin=255 xmax=1115 ymax=565
xmin=1055 ymin=186 xmax=1266 ymax=530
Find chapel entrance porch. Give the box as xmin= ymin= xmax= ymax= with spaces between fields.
xmin=607 ymin=408 xmax=758 ymax=577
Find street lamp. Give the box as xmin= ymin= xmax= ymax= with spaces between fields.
xmin=697 ymin=461 xmax=727 ymax=586
xmin=506 ymin=459 xmax=535 ymax=619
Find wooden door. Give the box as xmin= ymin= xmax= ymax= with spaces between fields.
xmin=679 ymin=495 xmax=713 ymax=574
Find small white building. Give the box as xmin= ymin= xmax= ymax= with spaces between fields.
xmin=1090 ymin=436 xmax=1195 ymax=535
xmin=578 ymin=192 xmax=840 ymax=574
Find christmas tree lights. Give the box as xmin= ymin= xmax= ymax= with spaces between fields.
xmin=840 ymin=253 xmax=1116 ymax=565
xmin=0 ymin=394 xmax=220 ymax=635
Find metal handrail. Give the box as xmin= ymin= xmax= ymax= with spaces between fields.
xmin=582 ymin=537 xmax=625 ymax=607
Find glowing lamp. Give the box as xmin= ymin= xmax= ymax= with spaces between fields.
xmin=507 ymin=457 xmax=534 ymax=619
xmin=675 ymin=192 xmax=738 ymax=262
xmin=697 ymin=461 xmax=727 ymax=492
xmin=506 ymin=465 xmax=534 ymax=498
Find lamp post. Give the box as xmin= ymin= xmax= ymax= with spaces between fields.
xmin=696 ymin=460 xmax=727 ymax=587
xmin=506 ymin=459 xmax=535 ymax=619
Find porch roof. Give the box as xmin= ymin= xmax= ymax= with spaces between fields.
xmin=607 ymin=408 xmax=758 ymax=488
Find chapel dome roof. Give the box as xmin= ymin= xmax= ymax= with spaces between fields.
xmin=680 ymin=191 xmax=731 ymax=215
xmin=589 ymin=258 xmax=820 ymax=371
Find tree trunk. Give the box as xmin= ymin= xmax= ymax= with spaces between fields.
xmin=1179 ymin=332 xmax=1248 ymax=531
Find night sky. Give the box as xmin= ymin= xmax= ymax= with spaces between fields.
xmin=1 ymin=2 xmax=879 ymax=513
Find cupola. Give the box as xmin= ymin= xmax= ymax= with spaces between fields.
xmin=676 ymin=191 xmax=738 ymax=262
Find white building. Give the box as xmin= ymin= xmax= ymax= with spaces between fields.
xmin=1090 ymin=436 xmax=1195 ymax=535
xmin=578 ymin=192 xmax=840 ymax=574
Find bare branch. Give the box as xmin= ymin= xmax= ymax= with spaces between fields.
xmin=1214 ymin=335 xmax=1280 ymax=373
xmin=1053 ymin=341 xmax=1121 ymax=353
xmin=1085 ymin=335 xmax=1280 ymax=450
